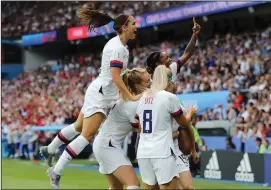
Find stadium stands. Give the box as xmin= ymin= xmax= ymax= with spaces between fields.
xmin=2 ymin=29 xmax=270 ymax=135
xmin=1 ymin=1 xmax=188 ymax=38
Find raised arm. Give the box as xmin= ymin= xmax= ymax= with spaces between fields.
xmin=178 ymin=17 xmax=201 ymax=69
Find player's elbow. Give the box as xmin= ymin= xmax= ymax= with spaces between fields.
xmin=184 ymin=49 xmax=194 ymax=56
xmin=175 ymin=114 xmax=190 ymax=127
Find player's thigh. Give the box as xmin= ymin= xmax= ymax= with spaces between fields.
xmin=81 ymin=112 xmax=105 ymax=141
xmin=113 ymin=165 xmax=140 ymax=186
xmin=105 ymin=174 xmax=123 ymax=190
xmin=81 ymin=87 xmax=108 ymax=140
xmin=176 ymin=153 xmax=193 ymax=189
xmin=74 ymin=111 xmax=84 ymax=132
xmin=138 ymin=158 xmax=157 ymax=186
xmin=159 ymin=177 xmax=177 ymax=189
xmin=179 ymin=170 xmax=193 ymax=189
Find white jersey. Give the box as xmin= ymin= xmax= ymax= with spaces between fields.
xmin=94 ymin=99 xmax=139 ymax=148
xmin=86 ymin=35 xmax=129 ymax=101
xmin=136 ymin=90 xmax=183 ymax=159
xmin=169 ymin=59 xmax=181 ymax=83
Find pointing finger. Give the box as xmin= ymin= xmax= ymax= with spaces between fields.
xmin=193 ymin=17 xmax=196 ymax=24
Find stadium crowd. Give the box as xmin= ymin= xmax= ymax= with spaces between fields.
xmin=2 ymin=22 xmax=271 ymax=157
xmin=1 ymin=1 xmax=188 ymax=38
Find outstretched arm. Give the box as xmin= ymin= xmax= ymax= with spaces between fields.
xmin=178 ymin=17 xmax=201 ymax=69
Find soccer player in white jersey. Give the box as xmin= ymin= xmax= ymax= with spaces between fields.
xmin=145 ymin=17 xmax=201 ymax=81
xmin=93 ymin=68 xmax=151 ymax=190
xmin=170 ymin=97 xmax=199 ymax=189
xmin=41 ymin=5 xmax=141 ymax=189
xmin=144 ymin=18 xmax=201 ymax=190
xmin=136 ymin=65 xmax=197 ymax=189
xmin=165 ymin=69 xmax=199 ymax=189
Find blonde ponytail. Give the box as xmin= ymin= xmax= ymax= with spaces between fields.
xmin=147 ymin=65 xmax=168 ymax=94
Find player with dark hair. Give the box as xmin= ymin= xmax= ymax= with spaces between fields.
xmin=145 ymin=17 xmax=201 ymax=190
xmin=42 ymin=5 xmax=141 ymax=189
xmin=146 ymin=17 xmax=201 ymax=81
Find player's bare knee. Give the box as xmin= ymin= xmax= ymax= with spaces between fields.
xmin=80 ymin=129 xmax=94 ymax=141
xmin=123 ymin=177 xmax=140 ymax=187
xmin=74 ymin=113 xmax=84 ymax=132
xmin=81 ymin=133 xmax=94 ymax=142
xmin=74 ymin=122 xmax=82 ymax=132
xmin=182 ymin=183 xmax=194 ymax=190
xmin=127 ymin=179 xmax=140 ymax=187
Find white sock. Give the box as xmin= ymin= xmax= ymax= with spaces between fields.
xmin=48 ymin=124 xmax=79 ymax=154
xmin=53 ymin=135 xmax=89 ymax=175
xmin=127 ymin=186 xmax=140 ymax=189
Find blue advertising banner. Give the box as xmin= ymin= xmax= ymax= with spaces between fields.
xmin=142 ymin=1 xmax=266 ymax=27
xmin=1 ymin=64 xmax=23 ymax=79
xmin=66 ymin=1 xmax=267 ymax=40
xmin=22 ymin=31 xmax=57 ymax=46
xmin=264 ymin=154 xmax=271 ymax=185
xmin=176 ymin=90 xmax=229 ymax=114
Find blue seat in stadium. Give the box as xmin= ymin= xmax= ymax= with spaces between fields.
xmin=245 ymin=138 xmax=258 ymax=153
xmin=201 ymin=136 xmax=227 ymax=150
xmin=232 ymin=137 xmax=242 ymax=152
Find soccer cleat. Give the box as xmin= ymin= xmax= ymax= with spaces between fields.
xmin=47 ymin=167 xmax=61 ymax=189
xmin=40 ymin=146 xmax=54 ymax=167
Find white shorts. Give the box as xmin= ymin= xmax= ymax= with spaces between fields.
xmin=138 ymin=155 xmax=178 ymax=185
xmin=81 ymin=79 xmax=118 ymax=118
xmin=93 ymin=140 xmax=132 ymax=174
xmin=176 ymin=153 xmax=190 ymax=174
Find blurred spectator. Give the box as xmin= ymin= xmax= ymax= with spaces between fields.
xmin=200 ymin=139 xmax=208 ymax=152
xmin=255 ymin=137 xmax=262 ymax=153
xmin=21 ymin=128 xmax=30 ymax=159
xmin=255 ymin=122 xmax=269 ymax=138
xmin=226 ymin=136 xmax=236 ymax=151
xmin=259 ymin=139 xmax=271 ymax=154
xmin=7 ymin=128 xmax=15 ymax=159
xmin=227 ymin=103 xmax=238 ymax=124
xmin=213 ymin=104 xmax=227 ymax=120
xmin=13 ymin=127 xmax=21 ymax=158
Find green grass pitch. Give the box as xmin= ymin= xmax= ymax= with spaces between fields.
xmin=2 ymin=159 xmax=270 ymax=189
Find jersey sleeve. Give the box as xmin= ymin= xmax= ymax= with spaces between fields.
xmin=169 ymin=62 xmax=178 ymax=83
xmin=169 ymin=94 xmax=183 ymax=118
xmin=169 ymin=59 xmax=183 ymax=82
xmin=110 ymin=47 xmax=126 ymax=69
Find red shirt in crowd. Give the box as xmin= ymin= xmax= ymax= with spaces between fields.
xmin=235 ymin=94 xmax=244 ymax=110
